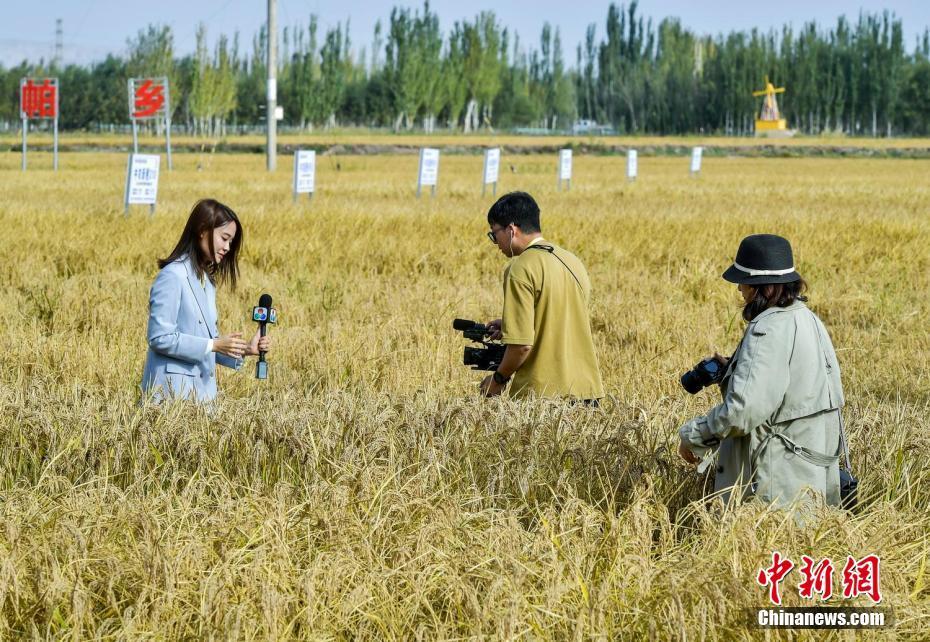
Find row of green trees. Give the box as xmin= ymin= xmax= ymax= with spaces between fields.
xmin=3 ymin=2 xmax=930 ymax=135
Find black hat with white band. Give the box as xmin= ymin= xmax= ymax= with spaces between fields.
xmin=722 ymin=234 xmax=801 ymax=285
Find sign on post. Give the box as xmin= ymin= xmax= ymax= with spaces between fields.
xmin=417 ymin=148 xmax=440 ymax=198
xmin=20 ymin=77 xmax=59 ymax=171
xmin=690 ymin=146 xmax=703 ymax=176
xmin=483 ymin=147 xmax=501 ymax=196
xmin=293 ymin=149 xmax=316 ymax=203
xmin=558 ymin=148 xmax=572 ymax=191
xmin=626 ymin=149 xmax=638 ymax=181
xmin=124 ymin=153 xmax=161 ymax=215
xmin=128 ymin=77 xmax=172 ymax=170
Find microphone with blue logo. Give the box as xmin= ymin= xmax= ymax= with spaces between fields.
xmin=252 ymin=293 xmax=277 ymax=379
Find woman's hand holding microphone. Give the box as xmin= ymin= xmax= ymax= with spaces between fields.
xmin=246 ymin=328 xmax=272 ymax=356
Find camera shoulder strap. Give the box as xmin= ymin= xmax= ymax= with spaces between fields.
xmin=807 ymin=306 xmax=852 ymax=471
xmin=526 ymin=243 xmax=584 ymax=290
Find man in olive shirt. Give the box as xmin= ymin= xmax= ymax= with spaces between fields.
xmin=480 ymin=191 xmax=605 ymax=402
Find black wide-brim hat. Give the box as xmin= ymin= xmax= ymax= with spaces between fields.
xmin=722 ymin=234 xmax=802 ymax=285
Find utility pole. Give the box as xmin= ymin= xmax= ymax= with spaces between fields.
xmin=266 ymin=0 xmax=277 ymax=171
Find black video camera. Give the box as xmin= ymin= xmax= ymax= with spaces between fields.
xmin=680 ymin=357 xmax=726 ymax=394
xmin=453 ymin=319 xmax=506 ymax=371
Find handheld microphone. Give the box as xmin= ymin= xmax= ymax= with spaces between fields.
xmin=252 ymin=293 xmax=277 ymax=379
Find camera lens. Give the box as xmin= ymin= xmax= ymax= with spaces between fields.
xmin=680 ymin=370 xmax=703 ymax=394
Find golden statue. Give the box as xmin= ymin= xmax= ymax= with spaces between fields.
xmin=753 ymin=76 xmax=793 ymax=136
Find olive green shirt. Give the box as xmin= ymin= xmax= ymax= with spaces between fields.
xmin=501 ymin=238 xmax=605 ymax=400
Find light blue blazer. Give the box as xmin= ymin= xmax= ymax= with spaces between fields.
xmin=140 ymin=255 xmax=242 ymax=402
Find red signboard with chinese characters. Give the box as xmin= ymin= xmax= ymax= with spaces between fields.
xmin=19 ymin=77 xmax=60 ymax=170
xmin=128 ymin=77 xmax=169 ymax=120
xmin=20 ymin=78 xmax=58 ymax=119
xmin=126 ymin=76 xmax=173 ymax=170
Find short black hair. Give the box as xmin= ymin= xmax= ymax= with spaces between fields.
xmin=487 ymin=191 xmax=541 ymax=233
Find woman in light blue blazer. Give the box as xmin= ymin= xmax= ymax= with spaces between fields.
xmin=141 ymin=199 xmax=271 ymax=403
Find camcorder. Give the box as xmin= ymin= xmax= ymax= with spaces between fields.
xmin=680 ymin=356 xmax=726 ymax=394
xmin=453 ymin=319 xmax=506 ymax=371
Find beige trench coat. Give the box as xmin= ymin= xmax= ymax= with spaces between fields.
xmin=679 ymin=301 xmax=844 ymax=507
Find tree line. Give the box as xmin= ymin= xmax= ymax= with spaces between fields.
xmin=3 ymin=1 xmax=930 ymax=136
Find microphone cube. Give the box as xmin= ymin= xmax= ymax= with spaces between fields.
xmin=256 ymin=361 xmax=268 ymax=380
xmin=252 ymin=307 xmax=277 ymax=323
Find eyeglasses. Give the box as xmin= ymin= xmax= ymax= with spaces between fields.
xmin=487 ymin=226 xmax=507 ymax=243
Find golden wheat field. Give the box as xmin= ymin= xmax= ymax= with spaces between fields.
xmin=1 ymin=148 xmax=929 ymax=640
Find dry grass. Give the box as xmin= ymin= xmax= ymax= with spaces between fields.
xmin=0 ymin=150 xmax=928 ymax=639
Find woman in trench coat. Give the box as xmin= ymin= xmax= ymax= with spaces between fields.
xmin=678 ymin=234 xmax=844 ymax=507
xmin=140 ymin=199 xmax=271 ymax=403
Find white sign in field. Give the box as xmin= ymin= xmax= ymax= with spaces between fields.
xmin=559 ymin=149 xmax=572 ymax=179
xmin=417 ymin=147 xmax=440 ymax=197
xmin=483 ymin=147 xmax=501 ymax=196
xmin=124 ymin=153 xmax=160 ymax=214
xmin=627 ymin=149 xmax=638 ymax=181
xmin=484 ymin=148 xmax=501 ymax=184
xmin=293 ymin=149 xmax=316 ymax=201
xmin=558 ymin=148 xmax=572 ymax=190
xmin=690 ymin=146 xmax=703 ymax=175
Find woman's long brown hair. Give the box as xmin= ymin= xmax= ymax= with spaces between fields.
xmin=158 ymin=199 xmax=242 ymax=289
xmin=742 ymin=279 xmax=808 ymax=321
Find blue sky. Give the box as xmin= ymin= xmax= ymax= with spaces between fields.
xmin=2 ymin=0 xmax=928 ymax=67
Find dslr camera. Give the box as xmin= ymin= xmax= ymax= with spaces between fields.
xmin=453 ymin=319 xmax=506 ymax=371
xmin=680 ymin=357 xmax=726 ymax=394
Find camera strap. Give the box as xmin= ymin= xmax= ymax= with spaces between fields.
xmin=807 ymin=307 xmax=853 ymax=472
xmin=526 ymin=244 xmax=584 ymax=290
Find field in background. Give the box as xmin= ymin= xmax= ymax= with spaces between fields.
xmin=1 ymin=151 xmax=929 ymax=638
xmin=8 ymin=130 xmax=930 ymax=155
